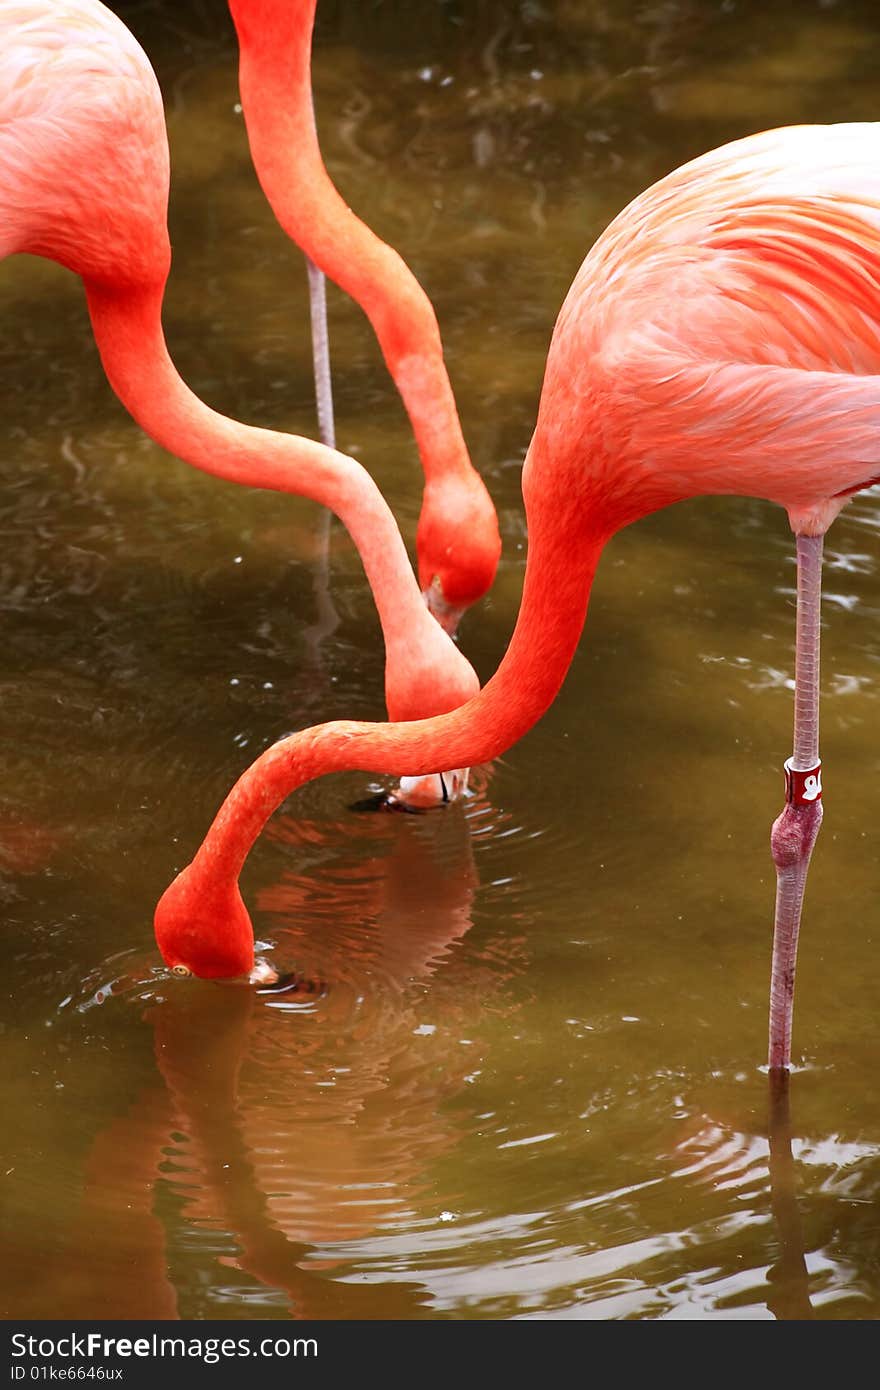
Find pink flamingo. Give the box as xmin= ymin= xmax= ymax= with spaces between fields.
xmin=157 ymin=122 xmax=880 ymax=1072
xmin=227 ymin=0 xmax=501 ymax=634
xmin=0 ymin=0 xmax=477 ymax=809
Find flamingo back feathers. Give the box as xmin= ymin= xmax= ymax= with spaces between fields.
xmin=538 ymin=124 xmax=880 ymax=534
xmin=0 ymin=0 xmax=170 ymax=285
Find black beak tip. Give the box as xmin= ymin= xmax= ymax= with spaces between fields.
xmin=348 ymin=791 xmax=425 ymax=815
xmin=348 ymin=790 xmax=393 ymax=813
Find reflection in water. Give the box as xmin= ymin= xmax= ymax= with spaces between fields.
xmin=661 ymin=1077 xmax=818 ymax=1320
xmin=65 ymin=802 xmax=522 ymax=1318
xmin=766 ymin=1073 xmax=813 ymax=1321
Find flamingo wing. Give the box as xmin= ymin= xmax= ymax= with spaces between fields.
xmin=545 ymin=124 xmax=880 ymax=526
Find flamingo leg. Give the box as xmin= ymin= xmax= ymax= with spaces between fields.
xmin=302 ymin=255 xmax=340 ymax=645
xmin=305 ymin=254 xmax=335 ymax=450
xmin=768 ymin=532 xmax=824 ymax=1072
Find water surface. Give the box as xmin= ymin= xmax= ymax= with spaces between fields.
xmin=3 ymin=0 xmax=880 ymax=1321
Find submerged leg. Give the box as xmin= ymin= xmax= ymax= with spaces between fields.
xmin=768 ymin=533 xmax=824 ymax=1072
xmin=766 ymin=1070 xmax=813 ymax=1319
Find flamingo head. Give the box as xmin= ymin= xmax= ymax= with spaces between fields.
xmin=154 ymin=860 xmax=257 ymax=981
xmin=417 ymin=476 xmax=501 ymax=634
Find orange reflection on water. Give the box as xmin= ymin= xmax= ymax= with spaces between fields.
xmin=67 ymin=799 xmax=526 ymax=1318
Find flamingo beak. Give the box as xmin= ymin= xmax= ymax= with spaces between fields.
xmin=218 ymin=960 xmax=326 ymax=996
xmin=391 ymin=768 xmax=470 ymax=808
xmin=169 ymin=957 xmax=281 ymax=987
xmin=255 ymin=970 xmax=327 ymax=997
xmin=213 ymin=957 xmax=281 ymax=988
xmin=422 ymin=578 xmax=465 ymax=637
xmin=247 ymin=957 xmax=280 ymax=986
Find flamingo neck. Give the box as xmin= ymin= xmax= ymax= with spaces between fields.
xmin=83 ymin=278 xmax=468 ymax=714
xmin=227 ymin=0 xmax=472 ymax=488
xmin=189 ymin=472 xmax=608 ymax=882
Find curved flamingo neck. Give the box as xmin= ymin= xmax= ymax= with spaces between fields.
xmin=189 ymin=472 xmax=608 ymax=883
xmin=227 ymin=0 xmax=472 ymax=488
xmin=83 ymin=277 xmax=471 ymax=716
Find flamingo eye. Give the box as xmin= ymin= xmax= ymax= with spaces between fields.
xmin=171 ymin=964 xmax=192 ymax=978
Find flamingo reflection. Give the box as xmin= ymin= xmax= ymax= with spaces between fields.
xmin=68 ymin=799 xmax=525 ymax=1318
xmin=666 ymin=1076 xmax=814 ymax=1320
xmin=765 ymin=1074 xmax=813 ymax=1321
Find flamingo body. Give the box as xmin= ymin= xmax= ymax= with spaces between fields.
xmin=544 ymin=124 xmax=880 ymax=536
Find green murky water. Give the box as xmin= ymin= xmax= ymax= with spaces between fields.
xmin=3 ymin=0 xmax=880 ymax=1320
